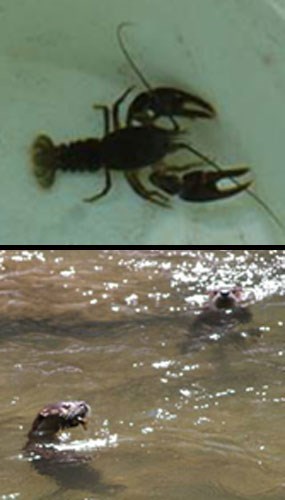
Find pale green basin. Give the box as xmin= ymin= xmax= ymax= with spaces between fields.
xmin=0 ymin=0 xmax=284 ymax=244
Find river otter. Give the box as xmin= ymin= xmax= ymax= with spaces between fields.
xmin=197 ymin=287 xmax=252 ymax=322
xmin=207 ymin=288 xmax=244 ymax=310
xmin=24 ymin=400 xmax=92 ymax=468
xmin=27 ymin=400 xmax=90 ymax=443
xmin=24 ymin=400 xmax=123 ymax=495
xmin=181 ymin=287 xmax=255 ymax=353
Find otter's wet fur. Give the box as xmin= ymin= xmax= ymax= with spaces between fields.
xmin=181 ymin=287 xmax=258 ymax=353
xmin=24 ymin=401 xmax=124 ymax=497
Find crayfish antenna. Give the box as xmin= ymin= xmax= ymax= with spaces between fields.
xmin=117 ymin=22 xmax=152 ymax=92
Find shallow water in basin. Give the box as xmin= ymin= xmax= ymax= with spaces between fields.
xmin=0 ymin=250 xmax=284 ymax=499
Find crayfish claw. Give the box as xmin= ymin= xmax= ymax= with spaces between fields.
xmin=179 ymin=167 xmax=252 ymax=202
xmin=176 ymin=89 xmax=216 ymax=120
xmin=127 ymin=87 xmax=216 ymax=126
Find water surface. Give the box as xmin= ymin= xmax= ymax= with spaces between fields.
xmin=0 ymin=250 xmax=284 ymax=499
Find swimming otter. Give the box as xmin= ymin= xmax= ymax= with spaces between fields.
xmin=207 ymin=288 xmax=244 ymax=310
xmin=24 ymin=400 xmax=91 ymax=467
xmin=197 ymin=287 xmax=252 ymax=324
xmin=27 ymin=400 xmax=90 ymax=443
xmin=24 ymin=401 xmax=123 ymax=495
xmin=181 ymin=287 xmax=254 ymax=353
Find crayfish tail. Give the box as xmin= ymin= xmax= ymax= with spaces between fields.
xmin=31 ymin=134 xmax=57 ymax=188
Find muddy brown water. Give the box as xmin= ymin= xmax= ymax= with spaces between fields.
xmin=0 ymin=250 xmax=284 ymax=500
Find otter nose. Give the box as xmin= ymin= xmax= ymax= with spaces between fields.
xmin=78 ymin=401 xmax=91 ymax=416
xmin=220 ymin=291 xmax=230 ymax=297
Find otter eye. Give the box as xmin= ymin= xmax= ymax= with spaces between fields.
xmin=233 ymin=287 xmax=242 ymax=299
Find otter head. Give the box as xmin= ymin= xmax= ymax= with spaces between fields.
xmin=208 ymin=287 xmax=242 ymax=310
xmin=28 ymin=401 xmax=90 ymax=440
